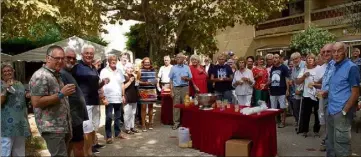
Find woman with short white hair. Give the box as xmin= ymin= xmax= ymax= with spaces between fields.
xmin=1 ymin=64 xmax=31 ymax=157
xmin=189 ymin=54 xmax=208 ymax=97
xmin=122 ymin=64 xmax=139 ymax=134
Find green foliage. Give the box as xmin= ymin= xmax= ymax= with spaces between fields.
xmin=104 ymin=0 xmax=289 ymax=60
xmin=290 ymin=26 xmax=336 ymax=55
xmin=1 ymin=0 xmax=104 ymax=40
xmin=1 ymin=18 xmax=108 ymax=55
xmin=334 ymin=1 xmax=361 ymax=34
xmin=125 ymin=23 xmax=149 ymax=59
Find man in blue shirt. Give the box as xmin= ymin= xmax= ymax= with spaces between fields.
xmin=169 ymin=53 xmax=192 ymax=130
xmin=327 ymin=42 xmax=360 ymax=157
xmin=313 ymin=43 xmax=335 ymax=152
xmin=290 ymin=52 xmax=305 ymax=126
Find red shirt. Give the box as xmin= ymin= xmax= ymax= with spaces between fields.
xmin=252 ymin=67 xmax=268 ymax=90
xmin=189 ymin=65 xmax=208 ymax=96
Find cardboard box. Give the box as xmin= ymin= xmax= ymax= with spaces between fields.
xmin=225 ymin=139 xmax=252 ymax=157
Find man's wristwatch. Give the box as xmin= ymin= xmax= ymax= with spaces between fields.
xmin=342 ymin=110 xmax=347 ymax=116
xmin=58 ymin=92 xmax=65 ymax=100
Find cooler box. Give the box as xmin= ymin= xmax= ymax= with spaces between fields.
xmin=225 ymin=139 xmax=252 ymax=157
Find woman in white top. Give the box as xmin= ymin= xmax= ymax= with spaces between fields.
xmin=296 ymin=53 xmax=322 ymax=137
xmin=232 ymin=57 xmax=255 ymax=106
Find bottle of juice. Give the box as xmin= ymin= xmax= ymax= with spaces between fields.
xmin=184 ymin=93 xmax=190 ymax=107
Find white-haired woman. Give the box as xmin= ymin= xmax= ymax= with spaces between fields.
xmin=189 ymin=54 xmax=208 ymax=97
xmin=122 ymin=64 xmax=140 ymax=134
xmin=296 ymin=53 xmax=322 ymax=137
xmin=1 ymin=64 xmax=31 ymax=157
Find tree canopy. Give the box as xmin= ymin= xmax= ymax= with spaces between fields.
xmin=290 ymin=26 xmax=336 ymax=55
xmin=1 ymin=0 xmax=104 ymax=40
xmin=105 ymin=0 xmax=289 ymax=59
xmin=2 ymin=0 xmax=289 ymax=59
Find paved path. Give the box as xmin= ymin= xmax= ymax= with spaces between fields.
xmin=29 ymin=104 xmax=361 ymax=156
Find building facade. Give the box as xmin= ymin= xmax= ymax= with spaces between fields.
xmin=215 ymin=0 xmax=361 ymax=58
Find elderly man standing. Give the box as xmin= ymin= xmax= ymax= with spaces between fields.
xmin=157 ymin=55 xmax=173 ymax=91
xmin=289 ymin=52 xmax=305 ymax=127
xmin=312 ymin=43 xmax=335 ymax=152
xmin=72 ymin=44 xmax=108 ymax=155
xmin=327 ymin=42 xmax=360 ymax=157
xmin=269 ymin=53 xmax=290 ymax=128
xmin=100 ymin=54 xmax=126 ymax=144
xmin=60 ymin=47 xmax=89 ymax=156
xmin=169 ymin=53 xmax=192 ymax=130
xmin=30 ymin=45 xmax=75 ymax=156
xmin=210 ymin=54 xmax=234 ymax=103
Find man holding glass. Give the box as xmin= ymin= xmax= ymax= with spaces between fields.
xmin=210 ymin=54 xmax=234 ymax=103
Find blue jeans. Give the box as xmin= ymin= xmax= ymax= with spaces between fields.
xmin=215 ymin=90 xmax=233 ymax=103
xmin=105 ymin=103 xmax=123 ymax=138
xmin=1 ymin=136 xmax=25 ymax=157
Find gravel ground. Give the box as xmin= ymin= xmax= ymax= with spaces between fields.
xmin=29 ymin=104 xmax=361 ymax=156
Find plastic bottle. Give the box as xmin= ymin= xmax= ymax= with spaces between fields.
xmin=184 ymin=93 xmax=190 ymax=107
xmin=194 ymin=95 xmax=199 ymax=106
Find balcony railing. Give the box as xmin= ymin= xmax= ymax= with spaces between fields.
xmin=311 ymin=1 xmax=361 ymax=21
xmin=255 ymin=14 xmax=304 ymax=31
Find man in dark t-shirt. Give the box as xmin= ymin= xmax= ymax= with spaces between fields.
xmin=210 ymin=54 xmax=234 ymax=103
xmin=269 ymin=54 xmax=289 ymax=128
xmin=60 ymin=47 xmax=89 ymax=157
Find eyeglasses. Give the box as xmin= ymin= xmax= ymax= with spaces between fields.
xmin=48 ymin=55 xmax=64 ymax=61
xmin=83 ymin=52 xmax=94 ymax=56
xmin=66 ymin=56 xmax=76 ymax=60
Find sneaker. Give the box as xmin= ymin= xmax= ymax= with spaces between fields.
xmin=148 ymin=123 xmax=154 ymax=130
xmin=94 ymin=143 xmax=105 ymax=149
xmin=172 ymin=124 xmax=179 ymax=130
xmin=277 ymin=123 xmax=285 ymax=128
xmin=314 ymin=132 xmax=320 ymax=138
xmin=92 ymin=147 xmax=100 ymax=154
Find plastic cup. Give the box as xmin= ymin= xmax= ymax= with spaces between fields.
xmin=216 ymin=100 xmax=221 ymax=108
xmin=234 ymin=105 xmax=240 ymax=112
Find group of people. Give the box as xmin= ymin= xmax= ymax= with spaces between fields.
xmin=1 ymin=41 xmax=360 ymax=157
xmin=164 ymin=43 xmax=360 ymax=157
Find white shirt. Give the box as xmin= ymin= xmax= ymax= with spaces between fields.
xmin=205 ymin=64 xmax=210 ymax=73
xmin=116 ymin=62 xmax=132 ymax=75
xmin=297 ymin=65 xmax=323 ymax=100
xmin=158 ymin=65 xmax=173 ymax=83
xmin=100 ymin=66 xmax=125 ymax=103
xmin=232 ymin=69 xmax=255 ymax=96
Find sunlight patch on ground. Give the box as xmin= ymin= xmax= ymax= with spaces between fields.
xmin=147 ymin=139 xmax=158 ymax=144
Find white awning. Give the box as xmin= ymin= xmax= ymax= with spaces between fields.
xmin=12 ymin=36 xmax=107 ymax=62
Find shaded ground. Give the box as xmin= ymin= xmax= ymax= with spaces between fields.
xmin=28 ymin=104 xmax=361 ymax=156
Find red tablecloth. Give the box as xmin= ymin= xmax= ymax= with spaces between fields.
xmin=175 ymin=104 xmax=281 ymax=157
xmin=161 ymin=91 xmax=173 ymax=125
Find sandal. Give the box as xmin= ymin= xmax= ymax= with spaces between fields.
xmin=131 ymin=128 xmax=140 ymax=133
xmin=125 ymin=130 xmax=134 ymax=135
xmin=106 ymin=138 xmax=113 ymax=144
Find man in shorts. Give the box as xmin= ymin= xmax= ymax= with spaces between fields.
xmin=72 ymin=44 xmax=109 ymax=155
xmin=269 ymin=54 xmax=290 ymax=128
